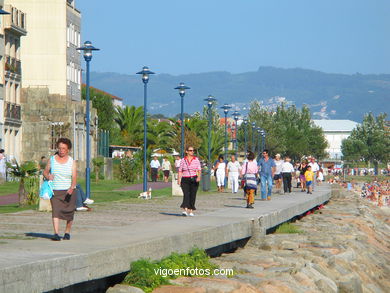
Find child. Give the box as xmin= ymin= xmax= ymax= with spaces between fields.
xmin=305 ymin=165 xmax=314 ymax=194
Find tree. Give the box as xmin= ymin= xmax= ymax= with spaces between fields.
xmin=6 ymin=161 xmax=38 ymax=206
xmin=342 ymin=113 xmax=390 ymax=174
xmin=82 ymin=85 xmax=116 ymax=131
xmin=115 ymin=105 xmax=144 ymax=146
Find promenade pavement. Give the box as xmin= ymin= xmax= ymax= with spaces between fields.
xmin=0 ymin=184 xmax=331 ymax=293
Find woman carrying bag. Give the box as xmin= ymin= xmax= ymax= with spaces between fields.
xmin=177 ymin=146 xmax=201 ymax=217
xmin=43 ymin=138 xmax=77 ymax=241
xmin=241 ymin=151 xmax=258 ymax=209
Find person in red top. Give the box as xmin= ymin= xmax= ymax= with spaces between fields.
xmin=177 ymin=146 xmax=201 ymax=216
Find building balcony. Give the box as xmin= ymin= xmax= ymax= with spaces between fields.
xmin=4 ymin=102 xmax=21 ymax=124
xmin=4 ymin=5 xmax=27 ymax=36
xmin=4 ymin=55 xmax=21 ymax=77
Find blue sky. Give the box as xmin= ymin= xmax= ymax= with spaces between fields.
xmin=77 ymin=0 xmax=390 ymax=75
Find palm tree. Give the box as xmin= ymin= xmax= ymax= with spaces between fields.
xmin=115 ymin=105 xmax=144 ymax=146
xmin=6 ymin=161 xmax=38 ymax=206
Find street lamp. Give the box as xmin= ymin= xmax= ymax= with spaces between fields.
xmin=204 ymin=95 xmax=216 ymax=170
xmin=77 ymin=41 xmax=99 ymax=199
xmin=220 ymin=104 xmax=231 ymax=159
xmin=136 ymin=66 xmax=155 ymax=192
xmin=251 ymin=122 xmax=256 ymax=153
xmin=256 ymin=127 xmax=262 ymax=157
xmin=243 ymin=117 xmax=248 ymax=158
xmin=260 ymin=129 xmax=266 ymax=151
xmin=174 ymin=82 xmax=190 ymax=158
xmin=232 ymin=111 xmax=240 ymax=157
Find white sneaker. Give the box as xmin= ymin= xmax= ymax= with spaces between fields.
xmin=189 ymin=213 xmax=194 ymax=217
xmin=182 ymin=211 xmax=188 ymax=216
xmin=76 ymin=207 xmax=88 ymax=211
xmin=83 ymin=198 xmax=94 ymax=205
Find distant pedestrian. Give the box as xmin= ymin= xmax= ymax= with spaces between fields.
xmin=213 ymin=155 xmax=226 ymax=192
xmin=241 ymin=151 xmax=258 ymax=208
xmin=258 ymin=149 xmax=276 ymax=200
xmin=274 ymin=154 xmax=283 ymax=193
xmin=39 ymin=156 xmax=47 ymax=175
xmin=162 ymin=157 xmax=172 ymax=183
xmin=226 ymin=155 xmax=241 ymax=193
xmin=281 ymin=156 xmax=294 ymax=193
xmin=178 ymin=146 xmax=201 ymax=216
xmin=309 ymin=157 xmax=320 ymax=190
xmin=43 ymin=138 xmax=77 ymax=241
xmin=0 ymin=149 xmax=6 ymax=182
xmin=174 ymin=155 xmax=181 ymax=173
xmin=150 ymin=156 xmax=160 ymax=182
xmin=298 ymin=160 xmax=308 ymax=192
xmin=305 ymin=165 xmax=314 ymax=194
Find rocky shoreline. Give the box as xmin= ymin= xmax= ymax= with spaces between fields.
xmin=108 ymin=186 xmax=390 ymax=293
xmin=154 ymin=186 xmax=389 ymax=293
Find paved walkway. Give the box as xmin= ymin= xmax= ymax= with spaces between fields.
xmin=0 ymin=184 xmax=331 ymax=293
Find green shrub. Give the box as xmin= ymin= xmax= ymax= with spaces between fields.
xmin=123 ymin=248 xmax=219 ymax=292
xmin=275 ymin=222 xmax=303 ymax=234
xmin=24 ymin=176 xmax=40 ymax=205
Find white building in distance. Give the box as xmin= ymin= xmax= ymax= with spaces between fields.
xmin=313 ymin=119 xmax=359 ymax=160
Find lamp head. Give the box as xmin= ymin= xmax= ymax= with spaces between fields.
xmin=174 ymin=82 xmax=190 ymax=97
xmin=243 ymin=117 xmax=248 ymax=125
xmin=204 ymin=95 xmax=216 ymax=108
xmin=251 ymin=122 xmax=256 ymax=128
xmin=77 ymin=41 xmax=99 ymax=62
xmin=136 ymin=66 xmax=155 ymax=84
xmin=220 ymin=104 xmax=231 ymax=115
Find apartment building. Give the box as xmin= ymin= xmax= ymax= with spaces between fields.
xmin=1 ymin=1 xmax=26 ymax=162
xmin=8 ymin=0 xmax=82 ymax=101
xmin=0 ymin=0 xmax=5 ymax=150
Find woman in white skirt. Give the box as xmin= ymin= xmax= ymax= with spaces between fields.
xmin=214 ymin=155 xmax=226 ymax=192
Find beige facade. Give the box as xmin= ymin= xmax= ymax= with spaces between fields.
xmin=1 ymin=1 xmax=26 ymax=162
xmin=8 ymin=0 xmax=81 ymax=101
xmin=0 ymin=0 xmax=6 ymax=149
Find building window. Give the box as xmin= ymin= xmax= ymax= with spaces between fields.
xmin=50 ymin=122 xmax=70 ymax=150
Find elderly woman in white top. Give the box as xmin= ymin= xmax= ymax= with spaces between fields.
xmin=226 ymin=155 xmax=241 ymax=193
xmin=43 ymin=138 xmax=77 ymax=241
xmin=213 ymin=155 xmax=226 ymax=192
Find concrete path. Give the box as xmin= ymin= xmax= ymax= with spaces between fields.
xmin=0 ymin=184 xmax=331 ymax=293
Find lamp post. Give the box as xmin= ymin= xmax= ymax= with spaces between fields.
xmin=243 ymin=117 xmax=248 ymax=158
xmin=251 ymin=122 xmax=256 ymax=153
xmin=256 ymin=127 xmax=262 ymax=158
xmin=204 ymin=95 xmax=216 ymax=170
xmin=136 ymin=66 xmax=155 ymax=192
xmin=232 ymin=111 xmax=240 ymax=157
xmin=220 ymin=104 xmax=231 ymax=159
xmin=77 ymin=41 xmax=99 ymax=199
xmin=260 ymin=129 xmax=266 ymax=151
xmin=174 ymin=82 xmax=190 ymax=158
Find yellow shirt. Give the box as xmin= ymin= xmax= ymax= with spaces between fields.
xmin=305 ymin=170 xmax=314 ymax=181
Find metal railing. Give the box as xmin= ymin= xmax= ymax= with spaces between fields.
xmin=4 ymin=55 xmax=21 ymax=75
xmin=4 ymin=102 xmax=21 ymax=121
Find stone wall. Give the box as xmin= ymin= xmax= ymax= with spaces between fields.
xmin=21 ymin=87 xmax=97 ymax=176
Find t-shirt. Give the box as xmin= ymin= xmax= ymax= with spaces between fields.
xmin=305 ymin=170 xmax=314 ymax=181
xmin=150 ymin=159 xmax=160 ymax=169
xmin=309 ymin=162 xmax=320 ymax=172
xmin=162 ymin=160 xmax=171 ymax=171
xmin=281 ymin=162 xmax=294 ymax=173
xmin=258 ymin=158 xmax=276 ymax=176
xmin=274 ymin=159 xmax=283 ymax=175
xmin=227 ymin=161 xmax=241 ymax=173
xmin=179 ymin=156 xmax=201 ymax=177
xmin=241 ymin=161 xmax=258 ymax=175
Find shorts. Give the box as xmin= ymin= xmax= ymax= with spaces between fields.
xmin=163 ymin=170 xmax=170 ymax=177
xmin=306 ymin=180 xmax=312 ymax=186
xmin=274 ymin=174 xmax=282 ymax=180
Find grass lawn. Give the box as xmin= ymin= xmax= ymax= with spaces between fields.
xmin=0 ymin=181 xmax=19 ymax=196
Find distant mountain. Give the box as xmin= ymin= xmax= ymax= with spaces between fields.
xmin=88 ymin=67 xmax=390 ymax=122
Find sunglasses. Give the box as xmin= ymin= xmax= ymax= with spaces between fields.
xmin=187 ymin=149 xmax=195 ymax=152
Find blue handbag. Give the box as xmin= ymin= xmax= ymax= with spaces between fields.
xmin=39 ymin=156 xmax=54 ymax=200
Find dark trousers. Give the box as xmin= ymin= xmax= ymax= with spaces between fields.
xmin=282 ymin=173 xmax=292 ymax=193
xmin=180 ymin=177 xmax=199 ymax=210
xmin=151 ymin=168 xmax=158 ymax=182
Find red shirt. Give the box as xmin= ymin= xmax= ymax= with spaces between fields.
xmin=179 ymin=156 xmax=201 ymax=177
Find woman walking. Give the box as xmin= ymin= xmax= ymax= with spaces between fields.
xmin=214 ymin=155 xmax=226 ymax=192
xmin=241 ymin=151 xmax=258 ymax=208
xmin=177 ymin=146 xmax=201 ymax=216
xmin=298 ymin=160 xmax=308 ymax=192
xmin=43 ymin=138 xmax=77 ymax=241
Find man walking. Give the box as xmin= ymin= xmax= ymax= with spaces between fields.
xmin=150 ymin=156 xmax=160 ymax=182
xmin=258 ymin=149 xmax=276 ymax=200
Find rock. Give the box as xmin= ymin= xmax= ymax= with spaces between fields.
xmin=106 ymin=284 xmax=145 ymax=293
xmin=170 ymin=277 xmax=261 ymax=293
xmin=315 ymin=279 xmax=337 ymax=293
xmin=334 ymin=248 xmax=356 ymax=262
xmin=258 ymin=280 xmax=294 ymax=293
xmin=279 ymin=241 xmax=299 ymax=250
xmin=153 ymin=285 xmax=205 ymax=293
xmin=337 ymin=274 xmax=363 ymax=293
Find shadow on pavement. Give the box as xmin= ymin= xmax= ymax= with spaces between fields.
xmin=25 ymin=232 xmax=53 ymax=239
xmin=223 ymin=204 xmax=246 ymax=208
xmin=159 ymin=212 xmax=186 ymax=217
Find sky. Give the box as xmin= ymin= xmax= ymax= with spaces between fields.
xmin=77 ymin=0 xmax=390 ymax=76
